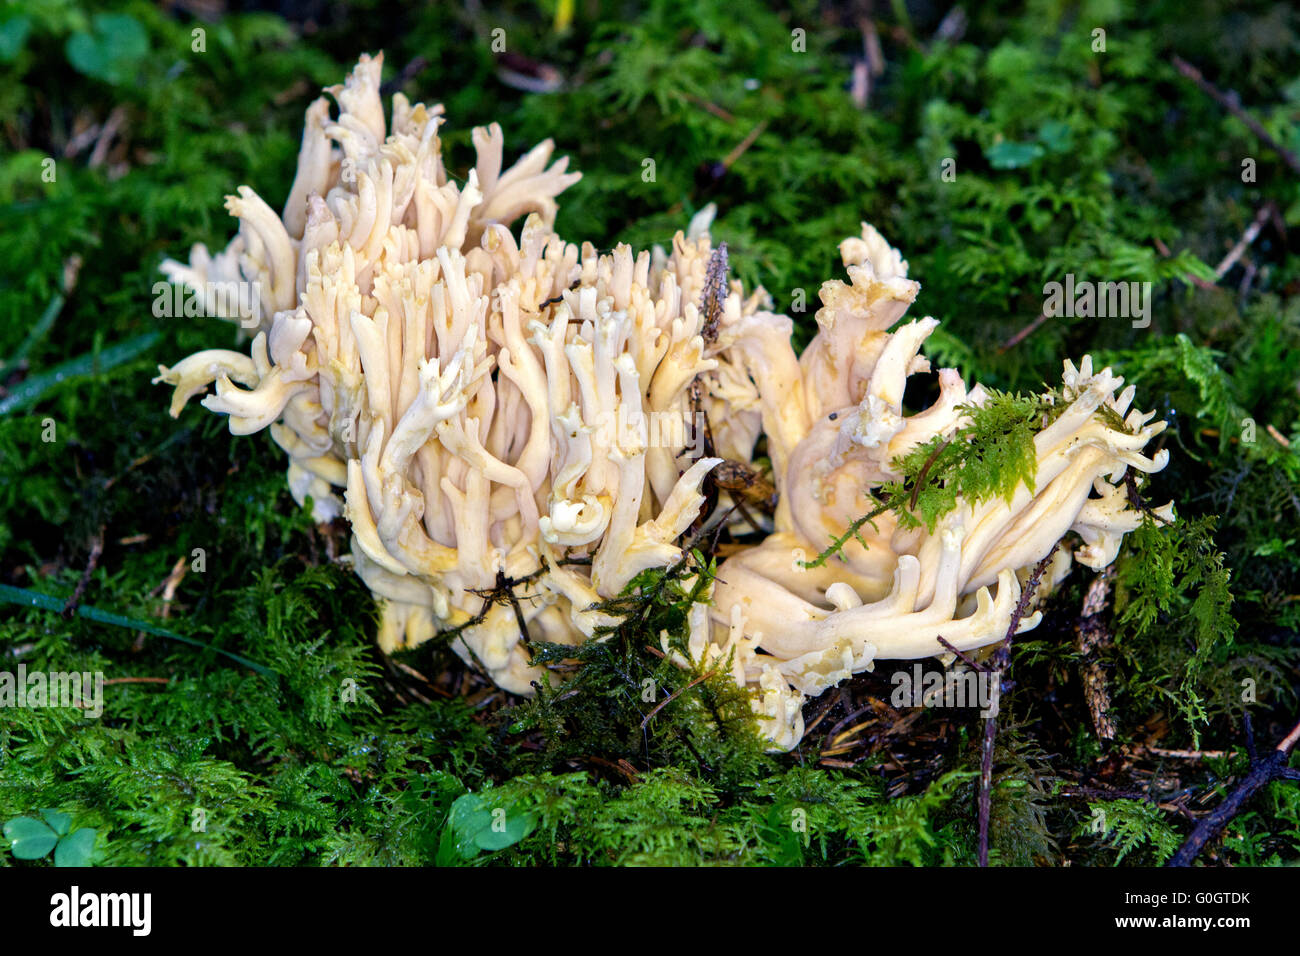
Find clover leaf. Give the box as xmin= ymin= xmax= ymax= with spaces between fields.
xmin=4 ymin=811 xmax=99 ymax=865
xmin=439 ymin=792 xmax=537 ymax=863
xmin=985 ymin=140 xmax=1046 ymax=170
xmin=54 ymin=827 xmax=99 ymax=867
xmin=41 ymin=808 xmax=72 ymax=837
xmin=3 ymin=817 xmax=58 ymax=860
xmin=0 ymin=14 xmax=30 ymax=63
xmin=65 ymin=13 xmax=148 ymax=86
xmin=1036 ymin=120 xmax=1074 ymax=154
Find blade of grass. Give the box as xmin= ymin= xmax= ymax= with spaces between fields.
xmin=0 ymin=330 xmax=161 ymax=416
xmin=0 ymin=583 xmax=275 ymax=677
xmin=0 ymin=291 xmax=65 ymax=377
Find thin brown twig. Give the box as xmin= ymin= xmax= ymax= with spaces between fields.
xmin=829 ymin=719 xmax=876 ymax=749
xmin=1145 ymin=747 xmax=1228 ymax=761
xmin=936 ymin=635 xmax=992 ymax=673
xmin=909 ymin=438 xmax=953 ymax=510
xmin=997 ymin=312 xmax=1049 ymax=354
xmin=721 ymin=120 xmax=769 ymax=169
xmin=1168 ymin=715 xmax=1300 ymax=866
xmin=583 ymin=754 xmax=641 ymax=783
xmin=979 ymin=545 xmax=1057 ymax=867
xmin=102 ymin=677 xmax=171 ymax=686
xmin=87 ymin=106 xmax=127 ymax=169
xmin=379 ymin=56 xmax=429 ymax=97
xmin=640 ymin=670 xmax=716 ymax=730
xmin=801 ymin=690 xmax=846 ymax=740
xmin=684 ymin=95 xmax=735 ymax=122
xmin=102 ymin=452 xmax=157 ymax=491
xmin=822 ymin=702 xmax=881 ymax=746
xmin=157 ymin=554 xmax=189 ymax=620
xmin=1153 ymin=237 xmax=1215 ymax=290
xmin=1171 ymin=56 xmax=1300 ymax=176
xmin=1213 ymin=202 xmax=1275 ymax=279
xmin=61 ymin=526 xmax=105 ymax=618
xmin=699 ymin=242 xmax=730 ymax=344
xmin=850 ymin=18 xmax=885 ymax=108
xmin=1058 ymin=784 xmax=1157 ymax=803
xmin=1237 ymin=260 xmax=1258 ymax=300
xmin=933 ymin=6 xmax=968 ymax=44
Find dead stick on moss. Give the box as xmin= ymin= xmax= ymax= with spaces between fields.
xmin=1151 ymin=201 xmax=1275 ymax=297
xmin=1213 ymin=202 xmax=1275 ymax=279
xmin=102 ymin=677 xmax=170 ymax=686
xmin=979 ymin=545 xmax=1057 ymax=867
xmin=62 ymin=525 xmax=105 ymax=618
xmin=1145 ymin=747 xmax=1228 ymax=760
xmin=157 ymin=554 xmax=189 ymax=620
xmin=1171 ymin=56 xmax=1300 ymax=176
xmin=721 ymin=120 xmax=769 ymax=171
xmin=1059 ymin=785 xmax=1157 ymax=803
xmin=87 ymin=106 xmax=127 ymax=169
xmin=909 ymin=438 xmax=953 ymax=510
xmin=684 ymin=95 xmax=735 ymax=122
xmin=379 ymin=56 xmax=428 ymax=98
xmin=937 ymin=635 xmax=991 ymax=673
xmin=1167 ymin=716 xmax=1300 ymax=866
xmin=640 ymin=670 xmax=716 ymax=730
xmin=997 ymin=312 xmax=1050 ymax=354
xmin=850 ymin=18 xmax=885 ymax=108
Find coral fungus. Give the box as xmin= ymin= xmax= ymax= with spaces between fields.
xmin=157 ymin=55 xmax=1171 ymax=748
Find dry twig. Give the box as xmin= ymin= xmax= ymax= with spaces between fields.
xmin=979 ymin=545 xmax=1058 ymax=866
xmin=61 ymin=526 xmax=105 ymax=618
xmin=1171 ymin=56 xmax=1300 ymax=176
xmin=1168 ymin=714 xmax=1300 ymax=866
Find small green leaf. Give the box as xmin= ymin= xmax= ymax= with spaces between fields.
xmin=4 ymin=817 xmax=58 ymax=860
xmin=445 ymin=793 xmax=492 ymax=859
xmin=444 ymin=792 xmax=537 ymax=857
xmin=1036 ymin=120 xmax=1073 ymax=153
xmin=54 ymin=829 xmax=98 ymax=867
xmin=40 ymin=809 xmax=72 ymax=837
xmin=472 ymin=810 xmax=537 ymax=851
xmin=65 ymin=13 xmax=149 ymax=86
xmin=0 ymin=15 xmax=30 ymax=62
xmin=985 ymin=140 xmax=1045 ymax=169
